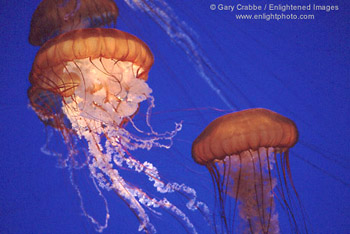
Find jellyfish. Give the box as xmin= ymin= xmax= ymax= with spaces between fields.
xmin=29 ymin=0 xmax=119 ymax=46
xmin=192 ymin=108 xmax=302 ymax=233
xmin=104 ymin=1 xmax=347 ymax=232
xmin=28 ymin=28 xmax=206 ymax=233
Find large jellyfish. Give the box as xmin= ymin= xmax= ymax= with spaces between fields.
xmin=28 ymin=28 xmax=207 ymax=233
xmin=29 ymin=0 xmax=119 ymax=46
xmin=192 ymin=108 xmax=304 ymax=233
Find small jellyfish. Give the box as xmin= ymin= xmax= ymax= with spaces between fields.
xmin=29 ymin=0 xmax=119 ymax=46
xmin=192 ymin=108 xmax=302 ymax=233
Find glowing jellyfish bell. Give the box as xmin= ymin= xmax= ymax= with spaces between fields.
xmin=28 ymin=28 xmax=204 ymax=233
xmin=29 ymin=0 xmax=119 ymax=46
xmin=29 ymin=28 xmax=153 ymax=128
xmin=192 ymin=108 xmax=300 ymax=233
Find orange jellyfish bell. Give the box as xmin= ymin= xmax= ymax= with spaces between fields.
xmin=192 ymin=108 xmax=302 ymax=233
xmin=192 ymin=108 xmax=298 ymax=165
xmin=29 ymin=28 xmax=154 ymax=128
xmin=29 ymin=0 xmax=119 ymax=46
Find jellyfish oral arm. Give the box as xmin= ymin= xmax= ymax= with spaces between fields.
xmin=62 ymin=58 xmax=151 ymax=126
xmin=54 ymin=57 xmax=206 ymax=233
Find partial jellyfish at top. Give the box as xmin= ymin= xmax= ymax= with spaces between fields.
xmin=29 ymin=0 xmax=119 ymax=46
xmin=192 ymin=108 xmax=307 ymax=233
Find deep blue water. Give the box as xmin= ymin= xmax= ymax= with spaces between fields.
xmin=0 ymin=0 xmax=349 ymax=233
